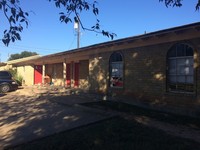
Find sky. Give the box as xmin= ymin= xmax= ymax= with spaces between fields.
xmin=0 ymin=0 xmax=199 ymax=62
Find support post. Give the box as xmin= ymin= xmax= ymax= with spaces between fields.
xmin=63 ymin=59 xmax=66 ymax=87
xmin=42 ymin=64 xmax=45 ymax=85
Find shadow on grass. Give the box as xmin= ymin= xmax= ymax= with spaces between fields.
xmin=82 ymin=101 xmax=200 ymax=129
xmin=9 ymin=117 xmax=200 ymax=150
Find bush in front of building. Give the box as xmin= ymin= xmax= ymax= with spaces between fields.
xmin=8 ymin=68 xmax=23 ymax=86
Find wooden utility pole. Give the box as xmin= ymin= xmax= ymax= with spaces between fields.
xmin=74 ymin=20 xmax=80 ymax=48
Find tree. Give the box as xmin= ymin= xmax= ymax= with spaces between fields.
xmin=0 ymin=0 xmax=116 ymax=46
xmin=0 ymin=0 xmax=29 ymax=46
xmin=159 ymin=0 xmax=200 ymax=10
xmin=8 ymin=51 xmax=38 ymax=61
xmin=0 ymin=0 xmax=200 ymax=46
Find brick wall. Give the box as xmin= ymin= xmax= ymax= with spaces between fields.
xmin=127 ymin=39 xmax=200 ymax=111
xmin=89 ymin=53 xmax=111 ymax=93
xmin=17 ymin=65 xmax=34 ymax=85
xmin=79 ymin=60 xmax=89 ymax=89
xmin=89 ymin=38 xmax=200 ymax=112
xmin=123 ymin=43 xmax=168 ymax=100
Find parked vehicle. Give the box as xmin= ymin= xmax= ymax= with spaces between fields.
xmin=0 ymin=71 xmax=18 ymax=93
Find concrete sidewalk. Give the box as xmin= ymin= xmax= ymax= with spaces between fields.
xmin=0 ymin=88 xmax=116 ymax=149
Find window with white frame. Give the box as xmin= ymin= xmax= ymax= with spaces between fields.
xmin=109 ymin=52 xmax=123 ymax=87
xmin=167 ymin=43 xmax=194 ymax=93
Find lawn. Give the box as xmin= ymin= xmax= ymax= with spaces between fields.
xmin=9 ymin=101 xmax=200 ymax=150
xmin=83 ymin=101 xmax=200 ymax=129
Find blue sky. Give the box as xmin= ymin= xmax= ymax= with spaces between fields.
xmin=0 ymin=0 xmax=199 ymax=62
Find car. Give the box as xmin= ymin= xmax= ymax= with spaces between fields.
xmin=0 ymin=71 xmax=18 ymax=93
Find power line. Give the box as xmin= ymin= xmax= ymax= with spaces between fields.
xmin=0 ymin=43 xmax=64 ymax=52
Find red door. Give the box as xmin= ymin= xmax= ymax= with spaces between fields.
xmin=66 ymin=64 xmax=71 ymax=87
xmin=74 ymin=63 xmax=79 ymax=87
xmin=34 ymin=65 xmax=42 ymax=84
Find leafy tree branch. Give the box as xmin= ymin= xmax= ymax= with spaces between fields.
xmin=159 ymin=0 xmax=200 ymax=10
xmin=0 ymin=0 xmax=199 ymax=46
xmin=50 ymin=0 xmax=117 ymax=39
xmin=0 ymin=0 xmax=29 ymax=46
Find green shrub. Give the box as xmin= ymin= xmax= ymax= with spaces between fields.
xmin=8 ymin=68 xmax=23 ymax=86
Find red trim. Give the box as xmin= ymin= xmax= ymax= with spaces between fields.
xmin=66 ymin=64 xmax=71 ymax=87
xmin=34 ymin=65 xmax=42 ymax=84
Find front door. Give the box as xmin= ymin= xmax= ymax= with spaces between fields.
xmin=34 ymin=65 xmax=42 ymax=84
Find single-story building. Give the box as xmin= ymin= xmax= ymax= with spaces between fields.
xmin=1 ymin=22 xmax=200 ymax=116
xmin=0 ymin=55 xmax=41 ymax=85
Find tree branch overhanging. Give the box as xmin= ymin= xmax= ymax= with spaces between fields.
xmin=1 ymin=0 xmax=199 ymax=46
xmin=0 ymin=0 xmax=29 ymax=46
xmin=51 ymin=0 xmax=117 ymax=40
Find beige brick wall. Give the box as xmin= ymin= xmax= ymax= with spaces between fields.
xmin=89 ymin=53 xmax=110 ymax=93
xmin=89 ymin=39 xmax=200 ymax=111
xmin=123 ymin=43 xmax=167 ymax=99
xmin=16 ymin=65 xmax=34 ymax=85
xmin=79 ymin=60 xmax=89 ymax=89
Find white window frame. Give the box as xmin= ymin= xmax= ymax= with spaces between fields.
xmin=167 ymin=44 xmax=194 ymax=93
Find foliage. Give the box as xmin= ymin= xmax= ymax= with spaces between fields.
xmin=8 ymin=68 xmax=23 ymax=85
xmin=159 ymin=0 xmax=200 ymax=10
xmin=50 ymin=0 xmax=117 ymax=39
xmin=1 ymin=0 xmax=199 ymax=46
xmin=15 ymin=74 xmax=23 ymax=85
xmin=8 ymin=67 xmax=17 ymax=77
xmin=0 ymin=0 xmax=116 ymax=46
xmin=8 ymin=51 xmax=38 ymax=61
xmin=0 ymin=0 xmax=29 ymax=46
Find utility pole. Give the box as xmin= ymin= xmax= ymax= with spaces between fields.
xmin=74 ymin=19 xmax=80 ymax=48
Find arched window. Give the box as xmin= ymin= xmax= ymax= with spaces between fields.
xmin=109 ymin=52 xmax=123 ymax=87
xmin=167 ymin=43 xmax=194 ymax=92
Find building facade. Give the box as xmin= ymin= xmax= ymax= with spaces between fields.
xmin=2 ymin=22 xmax=200 ymax=115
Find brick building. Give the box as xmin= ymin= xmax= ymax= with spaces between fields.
xmin=2 ymin=22 xmax=200 ymax=115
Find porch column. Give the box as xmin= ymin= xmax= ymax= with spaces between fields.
xmin=42 ymin=64 xmax=45 ymax=85
xmin=63 ymin=59 xmax=66 ymax=87
xmin=71 ymin=61 xmax=74 ymax=87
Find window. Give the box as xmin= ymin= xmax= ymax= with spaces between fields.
xmin=167 ymin=43 xmax=194 ymax=93
xmin=109 ymin=52 xmax=123 ymax=87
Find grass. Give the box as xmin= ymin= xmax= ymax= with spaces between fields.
xmin=9 ymin=101 xmax=200 ymax=150
xmin=82 ymin=101 xmax=200 ymax=129
xmin=10 ymin=117 xmax=200 ymax=150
